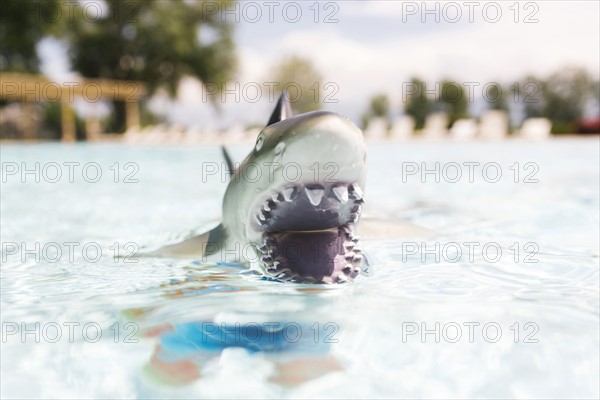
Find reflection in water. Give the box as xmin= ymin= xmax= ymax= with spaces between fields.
xmin=143 ymin=320 xmax=343 ymax=387
xmin=131 ymin=265 xmax=344 ymax=387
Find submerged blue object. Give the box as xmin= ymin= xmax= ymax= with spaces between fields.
xmin=158 ymin=321 xmax=332 ymax=355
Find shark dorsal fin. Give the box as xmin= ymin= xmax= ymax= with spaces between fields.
xmin=266 ymin=92 xmax=292 ymax=126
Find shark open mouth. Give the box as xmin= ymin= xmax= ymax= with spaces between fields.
xmin=252 ymin=182 xmax=365 ymax=283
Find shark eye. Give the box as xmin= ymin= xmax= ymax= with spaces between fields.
xmin=255 ymin=135 xmax=265 ymax=152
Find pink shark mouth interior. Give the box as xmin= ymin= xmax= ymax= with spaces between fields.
xmin=252 ymin=182 xmax=365 ymax=283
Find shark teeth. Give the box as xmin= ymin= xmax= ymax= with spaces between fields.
xmin=256 ymin=208 xmax=273 ymax=225
xmin=282 ymin=187 xmax=297 ymax=202
xmin=332 ymin=185 xmax=349 ymax=203
xmin=256 ymin=243 xmax=267 ymax=252
xmin=264 ymin=199 xmax=276 ymax=212
xmin=344 ymin=244 xmax=363 ymax=265
xmin=275 ymin=268 xmax=292 ymax=279
xmin=255 ymin=220 xmax=366 ymax=284
xmin=257 ymin=210 xmax=266 ymax=221
xmin=349 ymin=184 xmax=364 ymax=202
xmin=256 ymin=183 xmax=365 ymax=230
xmin=252 ymin=181 xmax=367 ymax=283
xmin=305 ymin=186 xmax=325 ymax=206
xmin=272 ymin=193 xmax=283 ymax=202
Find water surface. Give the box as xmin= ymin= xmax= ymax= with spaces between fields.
xmin=1 ymin=139 xmax=598 ymax=398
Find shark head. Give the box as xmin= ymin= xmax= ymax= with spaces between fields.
xmin=222 ymin=94 xmax=367 ymax=283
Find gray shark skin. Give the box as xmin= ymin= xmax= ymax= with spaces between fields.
xmin=155 ymin=94 xmax=368 ymax=284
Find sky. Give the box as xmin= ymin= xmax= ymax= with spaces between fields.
xmin=39 ymin=1 xmax=600 ymax=129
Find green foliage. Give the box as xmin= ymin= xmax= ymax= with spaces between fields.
xmin=542 ymin=67 xmax=595 ymax=133
xmin=37 ymin=102 xmax=86 ymax=140
xmin=58 ymin=0 xmax=236 ymax=95
xmin=361 ymin=94 xmax=389 ymax=128
xmin=370 ymin=94 xmax=389 ymax=117
xmin=0 ymin=0 xmax=60 ymax=72
xmin=515 ymin=75 xmax=545 ymax=119
xmin=438 ymin=80 xmax=468 ymax=126
xmin=485 ymin=83 xmax=509 ymax=112
xmin=271 ymin=56 xmax=323 ymax=114
xmin=518 ymin=67 xmax=597 ymax=133
xmin=57 ymin=0 xmax=237 ymax=131
xmin=404 ymin=78 xmax=434 ymax=129
xmin=39 ymin=102 xmax=62 ymax=140
xmin=404 ymin=78 xmax=469 ymax=128
xmin=1 ymin=0 xmax=238 ymax=133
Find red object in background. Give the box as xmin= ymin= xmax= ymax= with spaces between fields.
xmin=577 ymin=118 xmax=600 ymax=134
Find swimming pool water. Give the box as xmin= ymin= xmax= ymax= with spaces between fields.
xmin=1 ymin=139 xmax=598 ymax=398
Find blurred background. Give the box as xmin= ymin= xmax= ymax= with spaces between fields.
xmin=0 ymin=0 xmax=599 ymax=142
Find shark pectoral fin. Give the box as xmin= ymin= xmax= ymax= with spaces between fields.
xmin=146 ymin=224 xmax=227 ymax=259
xmin=357 ymin=218 xmax=434 ymax=240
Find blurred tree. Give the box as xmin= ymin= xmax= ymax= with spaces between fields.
xmin=516 ymin=74 xmax=545 ymax=119
xmin=403 ymin=77 xmax=434 ymax=129
xmin=518 ymin=68 xmax=596 ymax=133
xmin=369 ymin=94 xmax=389 ymax=117
xmin=57 ymin=0 xmax=237 ymax=132
xmin=542 ymin=67 xmax=596 ymax=133
xmin=271 ymin=56 xmax=323 ymax=114
xmin=39 ymin=102 xmax=63 ymax=140
xmin=485 ymin=83 xmax=509 ymax=111
xmin=0 ymin=0 xmax=66 ymax=135
xmin=361 ymin=94 xmax=389 ymax=128
xmin=0 ymin=0 xmax=60 ymax=72
xmin=438 ymin=80 xmax=468 ymax=126
xmin=591 ymin=79 xmax=600 ymax=111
